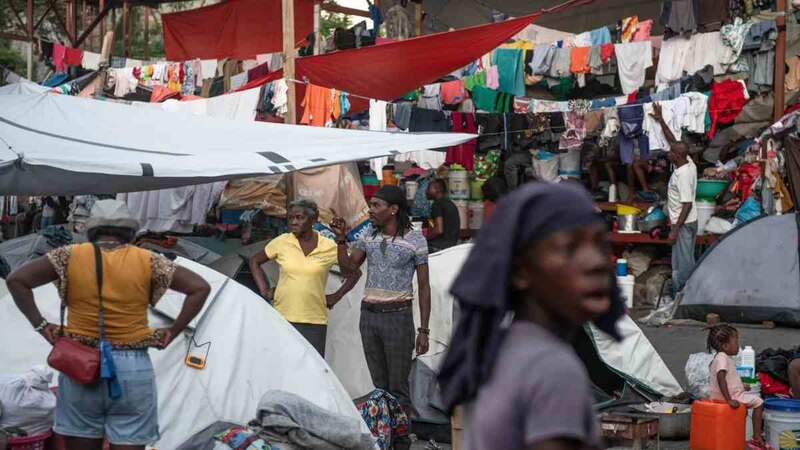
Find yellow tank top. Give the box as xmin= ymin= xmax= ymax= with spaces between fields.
xmin=65 ymin=243 xmax=154 ymax=344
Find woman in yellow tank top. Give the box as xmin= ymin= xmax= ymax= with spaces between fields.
xmin=7 ymin=200 xmax=211 ymax=450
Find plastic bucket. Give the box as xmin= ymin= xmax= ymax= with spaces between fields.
xmin=449 ymin=171 xmax=470 ymax=200
xmin=765 ymin=398 xmax=800 ymax=450
xmin=468 ymin=201 xmax=484 ymax=230
xmin=454 ymin=201 xmax=469 ymax=230
xmin=617 ymin=275 xmax=635 ymax=309
xmin=696 ymin=201 xmax=716 ymax=236
xmin=470 ymin=178 xmax=485 ymax=200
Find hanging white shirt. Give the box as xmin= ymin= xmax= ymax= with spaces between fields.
xmin=614 ymin=41 xmax=653 ymax=94
xmin=656 ymin=36 xmax=692 ymax=85
xmin=369 ymin=99 xmax=389 ymax=180
xmin=680 ymin=92 xmax=709 ymax=134
xmin=684 ymin=32 xmax=735 ymax=75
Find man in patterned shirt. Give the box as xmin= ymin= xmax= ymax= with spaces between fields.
xmin=332 ymin=185 xmax=431 ymax=417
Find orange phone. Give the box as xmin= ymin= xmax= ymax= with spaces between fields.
xmin=185 ymin=354 xmax=206 ymax=369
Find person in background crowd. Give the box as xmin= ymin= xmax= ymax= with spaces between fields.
xmin=331 ymin=185 xmax=431 ymax=417
xmin=651 ymin=103 xmax=697 ymax=293
xmin=40 ymin=196 xmax=69 ymax=229
xmin=6 ymin=200 xmax=210 ymax=450
xmin=438 ymin=183 xmax=624 ymax=450
xmin=425 ymin=179 xmax=461 ymax=253
xmin=249 ymin=199 xmax=361 ymax=357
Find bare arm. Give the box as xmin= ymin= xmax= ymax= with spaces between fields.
xmin=249 ymin=252 xmax=273 ymax=299
xmin=6 ymin=257 xmax=60 ymax=342
xmin=717 ymin=370 xmax=739 ymax=407
xmin=336 ymin=245 xmax=366 ymax=276
xmin=327 ymin=268 xmax=362 ymax=308
xmin=426 ymin=217 xmax=445 ymax=241
xmin=166 ymin=266 xmax=210 ymax=338
xmin=416 ymin=263 xmax=431 ymax=355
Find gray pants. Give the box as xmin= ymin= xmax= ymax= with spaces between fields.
xmin=672 ymin=221 xmax=698 ymax=294
xmin=291 ymin=323 xmax=327 ymax=357
xmin=360 ymin=307 xmax=415 ymax=415
xmin=504 ymin=151 xmax=532 ymax=190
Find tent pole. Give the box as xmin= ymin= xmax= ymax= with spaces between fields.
xmin=144 ymin=6 xmax=150 ymax=59
xmin=774 ymin=0 xmax=787 ymax=122
xmin=26 ymin=0 xmax=33 ymax=80
xmin=282 ymin=0 xmax=297 ymax=125
xmin=414 ymin=1 xmax=422 ymax=36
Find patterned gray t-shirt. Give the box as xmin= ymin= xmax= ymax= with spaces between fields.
xmin=352 ymin=225 xmax=428 ymax=302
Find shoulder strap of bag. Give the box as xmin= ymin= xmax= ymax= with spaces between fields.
xmin=92 ymin=244 xmax=106 ymax=343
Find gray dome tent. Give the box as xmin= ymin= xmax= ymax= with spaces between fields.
xmin=675 ymin=213 xmax=800 ymax=326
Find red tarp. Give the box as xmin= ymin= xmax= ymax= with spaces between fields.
xmin=294 ymin=13 xmax=540 ymax=101
xmin=162 ymin=0 xmax=314 ymax=61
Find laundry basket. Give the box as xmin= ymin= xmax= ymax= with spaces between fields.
xmin=8 ymin=431 xmax=52 ymax=450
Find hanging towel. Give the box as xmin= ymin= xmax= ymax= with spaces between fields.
xmin=620 ymin=16 xmax=639 ymax=43
xmin=614 ymin=41 xmax=653 ymax=94
xmin=493 ymin=48 xmax=525 ymax=97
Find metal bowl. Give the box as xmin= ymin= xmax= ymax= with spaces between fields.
xmin=637 ymin=217 xmax=667 ymax=233
xmin=630 ymin=402 xmax=691 ymax=440
xmin=618 ymin=214 xmax=638 ymax=232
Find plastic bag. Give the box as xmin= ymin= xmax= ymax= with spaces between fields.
xmin=705 ymin=217 xmax=735 ymax=235
xmin=0 ymin=366 xmax=56 ymax=435
xmin=685 ymin=353 xmax=715 ymax=399
xmin=735 ymin=197 xmax=762 ymax=224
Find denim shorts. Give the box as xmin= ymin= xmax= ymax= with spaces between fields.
xmin=54 ymin=350 xmax=159 ymax=445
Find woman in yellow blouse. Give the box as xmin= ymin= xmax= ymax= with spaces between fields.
xmin=249 ymin=199 xmax=360 ymax=357
xmin=7 ymin=200 xmax=211 ymax=450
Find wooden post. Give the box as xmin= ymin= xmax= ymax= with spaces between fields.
xmin=71 ymin=0 xmax=78 ymax=45
xmin=313 ymin=2 xmax=321 ymax=55
xmin=99 ymin=0 xmax=105 ymax=52
xmin=143 ymin=6 xmax=150 ymax=59
xmin=110 ymin=7 xmax=116 ymax=53
xmin=96 ymin=30 xmax=114 ymax=99
xmin=774 ymin=0 xmax=788 ymax=121
xmin=26 ymin=0 xmax=33 ymax=80
xmin=414 ymin=1 xmax=422 ymax=36
xmin=121 ymin=1 xmax=129 ymax=57
xmin=282 ymin=0 xmax=297 ymax=124
xmin=81 ymin=0 xmax=87 ymax=48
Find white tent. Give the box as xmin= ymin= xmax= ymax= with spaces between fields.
xmin=0 ymin=81 xmax=48 ymax=96
xmin=0 ymin=258 xmax=371 ymax=450
xmin=0 ymin=91 xmax=474 ymax=195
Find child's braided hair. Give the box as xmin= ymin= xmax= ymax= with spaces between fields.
xmin=707 ymin=323 xmax=738 ymax=353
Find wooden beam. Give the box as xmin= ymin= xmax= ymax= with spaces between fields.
xmin=774 ymin=0 xmax=788 ymax=121
xmin=0 ymin=31 xmax=29 ymax=42
xmin=33 ymin=4 xmax=55 ymax=32
xmin=48 ymin=0 xmax=76 ymax=46
xmin=99 ymin=0 xmax=105 ymax=49
xmin=6 ymin=0 xmax=28 ymax=34
xmin=313 ymin=2 xmax=321 ymax=54
xmin=122 ymin=1 xmax=129 ymax=57
xmin=414 ymin=1 xmax=422 ymax=36
xmin=321 ymin=1 xmax=370 ymax=18
xmin=283 ymin=0 xmax=297 ymax=125
xmin=72 ymin=0 xmax=79 ymax=45
xmin=75 ymin=4 xmax=111 ymax=47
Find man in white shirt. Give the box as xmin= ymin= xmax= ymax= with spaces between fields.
xmin=651 ymin=103 xmax=698 ymax=293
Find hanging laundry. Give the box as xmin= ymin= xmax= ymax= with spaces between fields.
xmin=52 ymin=43 xmax=67 ymax=73
xmin=569 ymin=46 xmax=592 ymax=74
xmin=529 ymin=45 xmax=556 ymax=75
xmin=247 ymin=62 xmax=270 ymax=82
xmin=742 ymin=20 xmax=777 ymax=52
xmin=559 ymin=110 xmax=587 ymax=150
xmin=786 ymin=56 xmax=800 ymax=91
xmin=230 ymin=72 xmax=247 ymax=91
xmin=486 ymin=65 xmax=500 ymax=90
xmin=590 ymin=27 xmax=612 ymax=46
xmin=599 ymin=107 xmax=620 ymax=148
xmin=200 ymin=59 xmax=218 ymax=79
xmin=685 ymin=32 xmax=735 ymax=76
xmin=513 ymin=97 xmax=531 ymax=114
xmin=747 ymin=49 xmax=775 ymax=91
xmin=392 ymin=102 xmax=413 ymax=130
xmin=547 ymin=47 xmax=572 ymax=78
xmin=110 ymin=68 xmax=139 ymax=97
xmin=720 ymin=18 xmax=755 ymax=67
xmin=182 ymin=61 xmax=197 ymax=96
xmin=615 ymin=41 xmax=653 ymax=94
xmin=620 ymin=16 xmax=640 ymax=43
xmin=110 ymin=57 xmax=126 ymax=68
xmin=632 ymin=19 xmax=653 ymax=42
xmin=418 ymin=83 xmax=442 ymax=110
xmin=600 ymin=43 xmax=615 ymax=63
xmin=574 ymin=31 xmax=592 ymax=47
xmin=618 ymin=99 xmax=650 ymax=164
xmin=681 ymin=92 xmax=710 ymax=134
xmin=409 ymin=107 xmax=449 ymax=132
xmin=446 ymin=112 xmax=477 ymax=171
xmin=656 ymin=36 xmax=692 ymax=85
xmin=300 ymin=84 xmax=334 ymax=127
xmin=707 ymin=80 xmax=747 ymax=138
xmin=369 ymin=99 xmax=389 ymax=179
xmin=643 ymin=98 xmax=689 ymax=151
xmin=125 ymin=58 xmax=143 ymax=68
xmin=463 ymin=70 xmax=487 ymax=91
xmin=661 ymin=0 xmax=698 ymax=34
xmin=494 ymin=48 xmax=525 ymax=97
xmin=82 ymin=51 xmax=101 ymax=70
xmin=384 ymin=4 xmax=411 ymax=40
xmin=440 ymin=80 xmax=468 ymax=105
xmin=64 ymin=47 xmax=84 ymax=67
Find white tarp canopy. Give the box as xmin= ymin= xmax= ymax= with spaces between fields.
xmin=0 ymin=91 xmax=474 ymax=195
xmin=0 ymin=81 xmax=49 ymax=96
xmin=0 ymin=258 xmax=370 ymax=450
